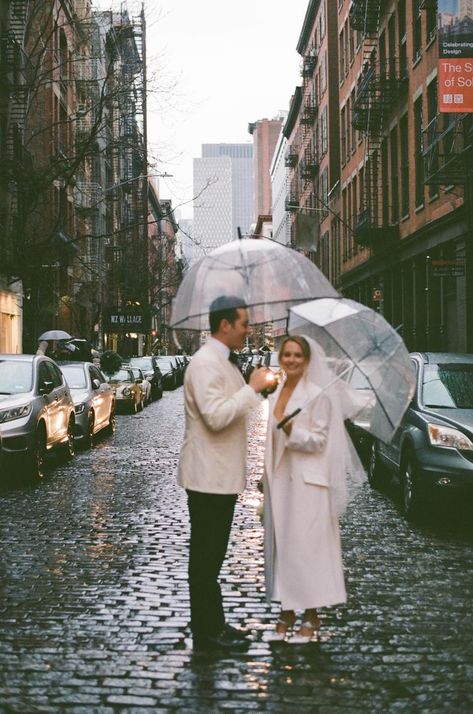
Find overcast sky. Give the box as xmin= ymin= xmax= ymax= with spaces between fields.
xmin=96 ymin=1 xmax=310 ymax=218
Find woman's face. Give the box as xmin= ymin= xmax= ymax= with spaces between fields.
xmin=279 ymin=340 xmax=307 ymax=380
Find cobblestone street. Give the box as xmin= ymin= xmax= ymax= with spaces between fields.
xmin=0 ymin=389 xmax=472 ymax=713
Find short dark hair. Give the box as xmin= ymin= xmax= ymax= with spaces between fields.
xmin=209 ymin=295 xmax=247 ymax=334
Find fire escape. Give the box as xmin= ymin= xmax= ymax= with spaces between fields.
xmin=0 ymin=26 xmax=32 ymax=274
xmin=350 ymin=0 xmax=408 ymax=249
xmin=105 ymin=8 xmax=149 ymax=334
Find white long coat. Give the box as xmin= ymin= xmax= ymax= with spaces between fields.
xmin=177 ymin=340 xmax=260 ymax=495
xmin=263 ymin=378 xmax=347 ymax=610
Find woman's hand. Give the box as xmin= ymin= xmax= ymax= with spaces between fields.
xmin=282 ymin=420 xmax=292 ymax=436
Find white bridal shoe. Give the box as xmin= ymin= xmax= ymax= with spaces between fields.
xmin=266 ymin=617 xmax=295 ymax=643
xmin=287 ymin=619 xmax=320 ymax=644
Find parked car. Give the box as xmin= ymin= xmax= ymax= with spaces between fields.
xmin=0 ymin=353 xmax=75 ymax=479
xmin=156 ymin=356 xmax=179 ymax=391
xmin=368 ymin=352 xmax=473 ymax=519
xmin=127 ymin=365 xmax=152 ymax=406
xmin=129 ymin=356 xmax=163 ymax=400
xmin=57 ymin=361 xmax=115 ymax=447
xmin=104 ymin=367 xmax=144 ymax=413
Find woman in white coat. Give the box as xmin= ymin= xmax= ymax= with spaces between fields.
xmin=263 ymin=335 xmax=364 ymax=643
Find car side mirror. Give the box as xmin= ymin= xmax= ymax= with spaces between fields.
xmin=39 ymin=380 xmax=54 ymax=395
xmin=92 ymin=379 xmax=101 ymax=390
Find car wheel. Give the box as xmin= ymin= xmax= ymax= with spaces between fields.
xmin=30 ymin=424 xmax=47 ymax=479
xmin=84 ymin=411 xmax=94 ymax=449
xmin=62 ymin=417 xmax=75 ymax=461
xmin=400 ymin=450 xmax=422 ymax=520
xmin=367 ymin=441 xmax=386 ymax=490
xmin=106 ymin=405 xmax=116 ymax=434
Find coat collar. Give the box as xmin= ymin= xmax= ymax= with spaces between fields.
xmin=266 ymin=376 xmax=323 ymax=474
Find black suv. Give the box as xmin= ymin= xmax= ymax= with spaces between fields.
xmin=368 ymin=352 xmax=473 ymax=519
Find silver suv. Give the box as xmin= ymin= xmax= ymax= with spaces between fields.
xmin=0 ymin=354 xmax=75 ymax=479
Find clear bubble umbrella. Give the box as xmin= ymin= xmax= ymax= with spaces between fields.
xmin=170 ymin=238 xmax=338 ymax=331
xmin=285 ymin=297 xmax=416 ymax=444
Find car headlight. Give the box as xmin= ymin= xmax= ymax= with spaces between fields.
xmin=0 ymin=404 xmax=32 ymax=423
xmin=427 ymin=423 xmax=473 ymax=450
xmin=75 ymin=403 xmax=86 ymax=415
xmin=122 ymin=387 xmax=131 ymax=396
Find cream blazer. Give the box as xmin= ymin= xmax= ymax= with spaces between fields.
xmin=177 ymin=341 xmax=260 ymax=494
xmin=264 ymin=378 xmax=332 ymax=487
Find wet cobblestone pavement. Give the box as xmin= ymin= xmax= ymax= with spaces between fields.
xmin=1 ymin=390 xmax=473 ymax=713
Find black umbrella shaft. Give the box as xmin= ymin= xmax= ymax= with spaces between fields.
xmin=277 ymin=408 xmax=301 ymax=430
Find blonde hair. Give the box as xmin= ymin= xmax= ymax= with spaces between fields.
xmin=278 ymin=335 xmax=311 ymax=363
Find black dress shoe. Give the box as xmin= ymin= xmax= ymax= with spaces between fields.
xmin=223 ymin=623 xmax=249 ymax=641
xmin=193 ymin=630 xmax=250 ymax=653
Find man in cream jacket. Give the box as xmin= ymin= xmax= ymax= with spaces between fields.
xmin=178 ymin=296 xmax=271 ymax=653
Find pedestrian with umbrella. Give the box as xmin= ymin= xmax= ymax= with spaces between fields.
xmin=262 ymin=334 xmax=366 ymax=643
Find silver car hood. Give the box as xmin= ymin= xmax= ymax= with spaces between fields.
xmin=0 ymin=392 xmax=32 ymax=408
xmin=69 ymin=389 xmax=89 ymax=406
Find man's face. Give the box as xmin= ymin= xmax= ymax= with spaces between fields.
xmin=225 ymin=308 xmax=251 ymax=350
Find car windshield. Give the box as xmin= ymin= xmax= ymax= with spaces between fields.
xmin=0 ymin=360 xmax=33 ymax=394
xmin=61 ymin=365 xmax=87 ymax=389
xmin=107 ymin=369 xmax=132 ymax=384
xmin=130 ymin=357 xmax=152 ymax=370
xmin=157 ymin=357 xmax=174 ymax=372
xmin=422 ymin=364 xmax=473 ymax=409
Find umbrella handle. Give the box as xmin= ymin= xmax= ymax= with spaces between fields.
xmin=277 ymin=408 xmax=301 ymax=430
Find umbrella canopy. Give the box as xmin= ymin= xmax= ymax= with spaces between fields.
xmin=38 ymin=329 xmax=72 ymax=341
xmin=288 ymin=297 xmax=416 ymax=444
xmin=170 ymin=238 xmax=338 ymax=330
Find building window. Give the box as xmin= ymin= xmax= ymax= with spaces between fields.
xmin=321 ymin=106 xmax=328 ymax=155
xmin=350 ymin=89 xmax=356 ymax=153
xmin=321 ymin=231 xmax=329 ymax=276
xmin=349 ymin=21 xmax=355 ymax=64
xmin=390 ymin=125 xmax=399 ymax=223
xmin=414 ymin=95 xmax=424 ymax=207
xmin=319 ymin=3 xmax=326 ymax=40
xmin=341 ymin=106 xmax=346 ymax=164
xmin=413 ymin=0 xmax=422 ymax=61
xmin=321 ymin=51 xmax=327 ymax=95
xmin=346 ymin=97 xmax=351 ymax=159
xmin=342 ymin=187 xmax=348 ymax=258
xmin=320 ymin=167 xmax=328 ymax=218
xmin=344 ymin=21 xmax=349 ymax=76
xmin=426 ymin=1 xmax=437 ymax=42
xmin=427 ymin=79 xmax=438 ymax=198
xmin=381 ymin=138 xmax=389 ymax=225
xmin=400 ymin=114 xmax=409 ymax=216
xmin=398 ymin=0 xmax=407 ymax=75
xmin=351 ymin=175 xmax=357 ymax=254
xmin=339 ymin=29 xmax=345 ymax=80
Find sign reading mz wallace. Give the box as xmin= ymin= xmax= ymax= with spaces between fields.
xmin=438 ymin=0 xmax=473 ymax=113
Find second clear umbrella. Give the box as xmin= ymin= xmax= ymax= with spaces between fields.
xmin=284 ymin=297 xmax=416 ymax=444
xmin=170 ymin=237 xmax=338 ymax=331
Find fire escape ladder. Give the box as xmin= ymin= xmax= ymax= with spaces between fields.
xmin=351 ymin=0 xmax=398 ymax=248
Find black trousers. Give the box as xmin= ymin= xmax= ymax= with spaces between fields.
xmin=186 ymin=489 xmax=237 ymax=638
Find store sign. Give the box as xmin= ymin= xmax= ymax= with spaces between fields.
xmin=431 ymin=257 xmax=466 ymax=277
xmin=438 ymin=1 xmax=473 ymax=112
xmin=103 ymin=307 xmax=148 ymax=332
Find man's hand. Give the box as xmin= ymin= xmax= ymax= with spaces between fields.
xmin=249 ymin=366 xmax=274 ymax=394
